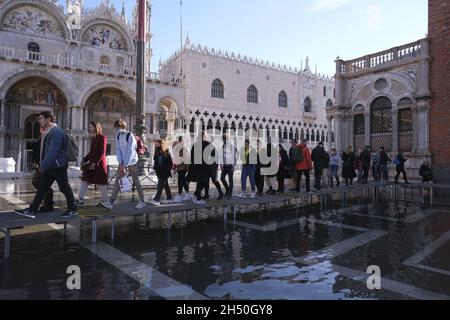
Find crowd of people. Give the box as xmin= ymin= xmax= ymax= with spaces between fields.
xmin=14 ymin=113 xmax=436 ymax=218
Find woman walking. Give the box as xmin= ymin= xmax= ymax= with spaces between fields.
xmin=150 ymin=139 xmax=174 ymax=206
xmin=76 ymin=122 xmax=109 ymax=207
xmin=173 ymin=137 xmax=191 ymax=202
xmin=276 ymin=145 xmax=290 ymax=193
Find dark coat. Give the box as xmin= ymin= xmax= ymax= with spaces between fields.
xmin=379 ymin=151 xmax=391 ymax=165
xmin=190 ymin=140 xmax=211 ymax=182
xmin=395 ymin=155 xmax=407 ymax=171
xmin=342 ymin=151 xmax=357 ymax=179
xmin=311 ymin=146 xmax=329 ymax=170
xmin=360 ymin=150 xmax=372 ymax=167
xmin=154 ymin=151 xmax=173 ymax=180
xmin=277 ymin=149 xmax=290 ymax=179
xmin=82 ymin=134 xmax=108 ymax=185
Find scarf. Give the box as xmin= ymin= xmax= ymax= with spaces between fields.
xmin=40 ymin=123 xmax=57 ymax=163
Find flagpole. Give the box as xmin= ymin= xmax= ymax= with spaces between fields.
xmin=180 ymin=0 xmax=183 ymax=76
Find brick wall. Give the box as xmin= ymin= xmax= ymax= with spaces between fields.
xmin=429 ymin=0 xmax=450 ymax=181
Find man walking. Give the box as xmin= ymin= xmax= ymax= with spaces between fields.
xmin=379 ymin=147 xmax=391 ymax=181
xmin=100 ymin=120 xmax=146 ymax=210
xmin=311 ymin=142 xmax=328 ymax=192
xmin=15 ymin=111 xmax=77 ymax=218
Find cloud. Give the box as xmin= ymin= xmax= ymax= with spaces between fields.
xmin=367 ymin=4 xmax=382 ymax=30
xmin=310 ymin=0 xmax=351 ymax=12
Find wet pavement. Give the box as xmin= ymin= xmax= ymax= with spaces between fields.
xmin=0 ymin=179 xmax=450 ymax=300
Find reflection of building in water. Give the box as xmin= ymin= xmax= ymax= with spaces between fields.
xmin=0 ymin=0 xmax=183 ymax=172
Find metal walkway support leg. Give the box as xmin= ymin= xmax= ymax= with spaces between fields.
xmin=111 ymin=218 xmax=116 ymax=242
xmin=1 ymin=229 xmax=11 ymax=259
xmin=92 ymin=219 xmax=97 ymax=244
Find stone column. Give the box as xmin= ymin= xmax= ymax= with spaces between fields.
xmin=364 ymin=109 xmax=371 ymax=148
xmin=326 ymin=116 xmax=333 ymax=151
xmin=0 ymin=99 xmax=4 ymax=127
xmin=416 ymin=100 xmax=430 ymax=154
xmin=391 ymin=108 xmax=399 ymax=154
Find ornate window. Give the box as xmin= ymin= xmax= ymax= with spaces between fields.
xmin=304 ymin=97 xmax=312 ymax=113
xmin=399 ymin=108 xmax=413 ymax=152
xmin=326 ymin=99 xmax=333 ymax=108
xmin=323 ymin=86 xmax=327 ymax=97
xmin=28 ymin=42 xmax=40 ymax=61
xmin=211 ymin=79 xmax=224 ymax=98
xmin=354 ymin=113 xmax=365 ymax=152
xmin=370 ymin=96 xmax=392 ymax=152
xmin=247 ymin=85 xmax=258 ymax=103
xmin=278 ymin=91 xmax=287 ymax=108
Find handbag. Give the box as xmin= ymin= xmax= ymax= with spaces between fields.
xmin=119 ymin=176 xmax=133 ymax=192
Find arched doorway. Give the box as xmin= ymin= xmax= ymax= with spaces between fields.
xmin=85 ymin=87 xmax=136 ymax=155
xmin=3 ymin=76 xmax=68 ymax=171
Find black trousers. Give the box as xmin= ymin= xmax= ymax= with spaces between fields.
xmin=177 ymin=170 xmax=189 ymax=194
xmin=362 ymin=165 xmax=370 ymax=183
xmin=31 ymin=170 xmax=54 ymax=208
xmin=313 ymin=167 xmax=323 ymax=190
xmin=277 ymin=175 xmax=285 ymax=192
xmin=204 ymin=171 xmax=223 ymax=197
xmin=220 ymin=165 xmax=234 ymax=196
xmin=194 ymin=175 xmax=209 ymax=201
xmin=296 ymin=170 xmax=311 ymax=192
xmin=30 ymin=167 xmax=75 ymax=212
xmin=154 ymin=176 xmax=173 ymax=202
xmin=395 ymin=169 xmax=408 ymax=183
xmin=255 ymin=168 xmax=264 ymax=194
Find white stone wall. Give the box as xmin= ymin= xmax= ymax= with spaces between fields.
xmin=160 ymin=44 xmax=335 ymax=148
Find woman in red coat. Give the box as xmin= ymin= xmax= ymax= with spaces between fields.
xmin=76 ymin=121 xmax=108 ymax=207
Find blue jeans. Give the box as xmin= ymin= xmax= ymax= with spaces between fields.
xmin=241 ymin=165 xmax=256 ymax=192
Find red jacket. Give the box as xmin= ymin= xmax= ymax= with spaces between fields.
xmin=82 ymin=134 xmax=108 ymax=185
xmin=295 ymin=143 xmax=313 ymax=171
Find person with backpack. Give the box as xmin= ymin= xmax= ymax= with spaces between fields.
xmin=359 ymin=146 xmax=372 ymax=184
xmin=329 ymin=148 xmax=340 ymax=187
xmin=372 ymin=152 xmax=381 ymax=181
xmin=100 ymin=120 xmax=146 ymax=210
xmin=150 ymin=139 xmax=174 ymax=206
xmin=15 ymin=111 xmax=77 ymax=219
xmin=76 ymin=121 xmax=109 ymax=208
xmin=311 ymin=142 xmax=329 ymax=191
xmin=394 ymin=152 xmax=409 ymax=184
xmin=295 ymin=139 xmax=313 ymax=193
xmin=172 ymin=136 xmax=191 ymax=203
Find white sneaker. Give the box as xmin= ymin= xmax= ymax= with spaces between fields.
xmin=148 ymin=200 xmax=160 ymax=207
xmin=249 ymin=193 xmax=256 ymax=199
xmin=174 ymin=195 xmax=184 ymax=203
xmin=193 ymin=199 xmax=207 ymax=205
xmin=99 ymin=200 xmax=113 ymax=210
xmin=237 ymin=193 xmax=247 ymax=198
xmin=135 ymin=201 xmax=146 ymax=210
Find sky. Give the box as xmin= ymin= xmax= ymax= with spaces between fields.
xmin=64 ymin=0 xmax=428 ymax=76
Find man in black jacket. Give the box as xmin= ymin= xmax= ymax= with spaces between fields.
xmin=311 ymin=142 xmax=328 ymax=191
xmin=359 ymin=146 xmax=372 ymax=184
